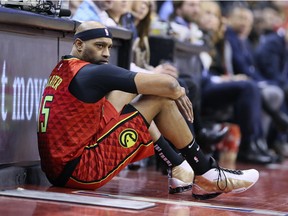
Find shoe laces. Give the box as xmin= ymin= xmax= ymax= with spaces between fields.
xmin=215 ymin=163 xmax=243 ymax=191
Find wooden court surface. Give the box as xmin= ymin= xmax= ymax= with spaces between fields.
xmin=0 ymin=160 xmax=288 ymax=216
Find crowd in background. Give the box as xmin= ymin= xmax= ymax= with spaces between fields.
xmin=67 ymin=0 xmax=288 ymax=169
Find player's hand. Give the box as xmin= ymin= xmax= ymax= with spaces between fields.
xmin=175 ymin=94 xmax=194 ymax=123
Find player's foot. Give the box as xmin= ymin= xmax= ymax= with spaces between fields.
xmin=192 ymin=157 xmax=259 ymax=200
xmin=168 ymin=160 xmax=194 ymax=194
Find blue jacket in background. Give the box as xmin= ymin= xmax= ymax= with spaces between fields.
xmin=254 ymin=29 xmax=288 ymax=87
xmin=225 ymin=27 xmax=264 ymax=81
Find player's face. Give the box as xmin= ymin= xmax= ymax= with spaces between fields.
xmin=82 ymin=37 xmax=113 ymax=64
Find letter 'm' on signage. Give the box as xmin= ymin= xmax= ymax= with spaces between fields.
xmin=1 ymin=60 xmax=7 ymax=121
xmin=12 ymin=77 xmax=25 ymax=120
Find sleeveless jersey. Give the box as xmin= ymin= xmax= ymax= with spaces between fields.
xmin=37 ymin=58 xmax=106 ymax=180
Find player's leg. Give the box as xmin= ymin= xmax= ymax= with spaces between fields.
xmin=107 ymin=91 xmax=194 ymax=193
xmin=106 ymin=90 xmax=136 ymax=112
xmin=130 ymin=95 xmax=193 ymax=148
xmin=106 ymin=90 xmax=190 ymax=167
xmin=130 ymin=95 xmax=260 ymax=200
xmin=149 ymin=122 xmax=194 ymax=194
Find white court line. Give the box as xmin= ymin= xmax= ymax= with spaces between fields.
xmin=0 ymin=188 xmax=155 ymax=210
xmin=74 ymin=191 xmax=288 ymax=216
xmin=266 ymin=163 xmax=288 ymax=170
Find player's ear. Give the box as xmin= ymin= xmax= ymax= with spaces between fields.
xmin=74 ymin=38 xmax=84 ymax=52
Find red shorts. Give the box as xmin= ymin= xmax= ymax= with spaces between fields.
xmin=65 ymin=101 xmax=154 ymax=190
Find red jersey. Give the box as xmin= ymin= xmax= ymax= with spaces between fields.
xmin=37 ymin=58 xmax=105 ymax=180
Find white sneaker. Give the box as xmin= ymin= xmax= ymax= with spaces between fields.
xmin=192 ymin=158 xmax=259 ymax=200
xmin=168 ymin=160 xmax=194 ymax=194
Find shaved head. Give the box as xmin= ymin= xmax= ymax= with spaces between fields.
xmin=75 ymin=21 xmax=106 ymax=35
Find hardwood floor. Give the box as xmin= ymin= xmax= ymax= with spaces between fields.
xmin=1 ymin=160 xmax=288 ymax=216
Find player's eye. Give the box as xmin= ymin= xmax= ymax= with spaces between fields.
xmin=96 ymin=44 xmax=104 ymax=49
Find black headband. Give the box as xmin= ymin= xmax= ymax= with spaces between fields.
xmin=74 ymin=28 xmax=113 ymax=41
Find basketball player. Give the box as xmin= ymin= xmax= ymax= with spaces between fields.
xmin=37 ymin=21 xmax=259 ymax=200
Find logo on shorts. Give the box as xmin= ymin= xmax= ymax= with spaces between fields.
xmin=119 ymin=129 xmax=138 ymax=148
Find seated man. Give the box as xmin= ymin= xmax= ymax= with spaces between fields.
xmin=37 ymin=21 xmax=259 ymax=200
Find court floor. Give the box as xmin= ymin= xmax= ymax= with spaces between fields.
xmin=0 ymin=160 xmax=288 ymax=216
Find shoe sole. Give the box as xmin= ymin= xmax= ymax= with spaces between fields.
xmin=192 ymin=192 xmax=222 ymax=200
xmin=192 ymin=180 xmax=258 ymax=200
xmin=168 ymin=177 xmax=193 ymax=194
xmin=169 ymin=184 xmax=193 ymax=194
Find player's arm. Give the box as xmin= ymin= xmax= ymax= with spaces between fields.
xmin=85 ymin=64 xmax=184 ymax=99
xmin=134 ymin=72 xmax=185 ymax=100
xmin=134 ymin=72 xmax=193 ymax=122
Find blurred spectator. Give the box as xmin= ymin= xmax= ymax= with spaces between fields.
xmin=72 ymin=0 xmax=113 ymax=23
xmin=106 ymin=1 xmax=130 ymax=26
xmin=128 ymin=0 xmax=156 ymax=70
xmin=250 ymin=7 xmax=283 ymax=46
xmin=69 ymin=0 xmax=82 ymax=17
xmin=254 ymin=26 xmax=288 ymax=158
xmin=225 ymin=6 xmax=288 ymax=159
xmin=168 ymin=0 xmax=204 ymax=45
xmin=255 ymin=27 xmax=288 ymax=96
xmin=197 ymin=1 xmax=276 ymax=164
xmin=272 ymin=1 xmax=288 ymax=22
xmin=128 ymin=1 xmax=179 ymax=76
xmin=158 ymin=0 xmax=173 ymax=22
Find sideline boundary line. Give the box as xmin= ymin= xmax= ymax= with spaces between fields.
xmin=74 ymin=190 xmax=288 ymax=216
